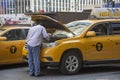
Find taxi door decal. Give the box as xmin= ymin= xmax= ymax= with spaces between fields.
xmin=10 ymin=46 xmax=17 ymax=54
xmin=93 ymin=42 xmax=103 ymax=51
xmin=96 ymin=42 xmax=103 ymax=51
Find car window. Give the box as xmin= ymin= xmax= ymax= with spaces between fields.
xmin=24 ymin=29 xmax=29 ymax=37
xmin=3 ymin=29 xmax=23 ymax=40
xmin=111 ymin=22 xmax=120 ymax=35
xmin=22 ymin=29 xmax=29 ymax=39
xmin=90 ymin=23 xmax=109 ymax=36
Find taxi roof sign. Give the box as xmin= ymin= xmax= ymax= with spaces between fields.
xmin=89 ymin=8 xmax=120 ymax=19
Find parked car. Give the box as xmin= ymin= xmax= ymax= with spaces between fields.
xmin=0 ymin=24 xmax=30 ymax=65
xmin=23 ymin=8 xmax=120 ymax=75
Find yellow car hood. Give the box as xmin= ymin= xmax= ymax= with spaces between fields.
xmin=28 ymin=15 xmax=74 ymax=34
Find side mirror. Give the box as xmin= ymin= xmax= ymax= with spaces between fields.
xmin=86 ymin=31 xmax=96 ymax=37
xmin=0 ymin=37 xmax=7 ymax=41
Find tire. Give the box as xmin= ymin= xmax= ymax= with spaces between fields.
xmin=59 ymin=50 xmax=82 ymax=75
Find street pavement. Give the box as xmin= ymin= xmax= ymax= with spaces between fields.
xmin=0 ymin=63 xmax=120 ymax=80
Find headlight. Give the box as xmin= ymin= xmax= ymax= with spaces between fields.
xmin=42 ymin=42 xmax=59 ymax=48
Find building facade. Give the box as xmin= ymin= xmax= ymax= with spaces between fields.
xmin=0 ymin=0 xmax=120 ymax=25
xmin=0 ymin=0 xmax=120 ymax=15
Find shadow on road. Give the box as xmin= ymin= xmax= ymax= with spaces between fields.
xmin=79 ymin=66 xmax=120 ymax=74
xmin=0 ymin=63 xmax=28 ymax=70
xmin=42 ymin=65 xmax=120 ymax=76
xmin=45 ymin=65 xmax=120 ymax=76
xmin=0 ymin=63 xmax=120 ymax=76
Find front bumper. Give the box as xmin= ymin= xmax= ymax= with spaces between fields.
xmin=23 ymin=55 xmax=59 ymax=67
xmin=22 ymin=43 xmax=64 ymax=67
xmin=23 ymin=56 xmax=59 ymax=68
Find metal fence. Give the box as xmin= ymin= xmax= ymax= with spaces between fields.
xmin=0 ymin=0 xmax=30 ymax=14
xmin=0 ymin=0 xmax=120 ymax=14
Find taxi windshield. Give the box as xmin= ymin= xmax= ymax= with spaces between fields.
xmin=66 ymin=21 xmax=92 ymax=35
xmin=54 ymin=30 xmax=73 ymax=38
xmin=54 ymin=21 xmax=92 ymax=37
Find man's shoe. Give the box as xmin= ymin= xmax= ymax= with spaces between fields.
xmin=30 ymin=73 xmax=34 ymax=76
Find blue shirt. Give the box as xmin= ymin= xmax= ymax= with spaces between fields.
xmin=26 ymin=24 xmax=49 ymax=47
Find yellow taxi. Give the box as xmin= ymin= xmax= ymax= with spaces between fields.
xmin=23 ymin=8 xmax=120 ymax=74
xmin=0 ymin=24 xmax=30 ymax=65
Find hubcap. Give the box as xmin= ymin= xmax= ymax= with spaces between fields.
xmin=65 ymin=55 xmax=79 ymax=72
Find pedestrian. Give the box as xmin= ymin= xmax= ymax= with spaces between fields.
xmin=26 ymin=19 xmax=49 ymax=77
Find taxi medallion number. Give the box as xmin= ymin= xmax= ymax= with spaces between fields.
xmin=10 ymin=46 xmax=17 ymax=54
xmin=96 ymin=42 xmax=103 ymax=51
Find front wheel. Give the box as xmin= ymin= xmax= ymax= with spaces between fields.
xmin=59 ymin=50 xmax=82 ymax=75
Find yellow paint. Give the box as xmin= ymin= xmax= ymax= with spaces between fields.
xmin=98 ymin=12 xmax=120 ymax=17
xmin=22 ymin=15 xmax=120 ymax=66
xmin=0 ymin=27 xmax=29 ymax=65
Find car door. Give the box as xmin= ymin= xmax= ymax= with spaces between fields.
xmin=109 ymin=22 xmax=120 ymax=59
xmin=84 ymin=22 xmax=113 ymax=60
xmin=0 ymin=29 xmax=26 ymax=64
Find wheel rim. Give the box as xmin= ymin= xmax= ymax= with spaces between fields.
xmin=65 ymin=55 xmax=79 ymax=72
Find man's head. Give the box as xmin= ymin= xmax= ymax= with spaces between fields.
xmin=34 ymin=19 xmax=43 ymax=25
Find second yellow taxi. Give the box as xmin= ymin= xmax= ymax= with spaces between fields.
xmin=0 ymin=24 xmax=30 ymax=65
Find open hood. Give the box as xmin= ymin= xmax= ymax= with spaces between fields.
xmin=30 ymin=15 xmax=74 ymax=34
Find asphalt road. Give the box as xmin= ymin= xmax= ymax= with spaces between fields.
xmin=0 ymin=63 xmax=120 ymax=80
